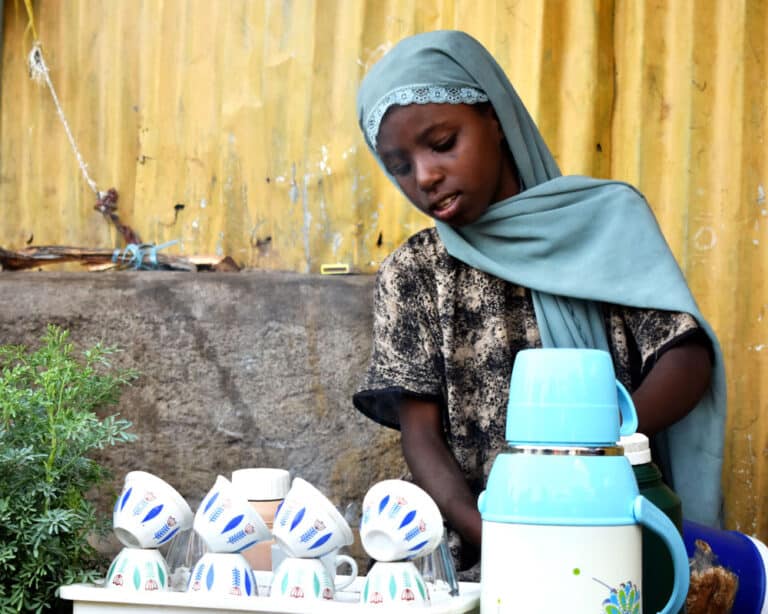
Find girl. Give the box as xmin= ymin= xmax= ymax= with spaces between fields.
xmin=352 ymin=30 xmax=724 ymax=578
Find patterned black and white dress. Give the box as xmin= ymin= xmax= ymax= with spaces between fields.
xmin=353 ymin=227 xmax=707 ymax=578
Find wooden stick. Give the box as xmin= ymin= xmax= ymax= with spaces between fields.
xmin=0 ymin=245 xmax=238 ymax=272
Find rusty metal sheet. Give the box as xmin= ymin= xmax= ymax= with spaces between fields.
xmin=0 ymin=0 xmax=765 ymax=539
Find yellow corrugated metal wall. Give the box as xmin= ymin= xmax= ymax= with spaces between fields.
xmin=1 ymin=0 xmax=766 ymax=539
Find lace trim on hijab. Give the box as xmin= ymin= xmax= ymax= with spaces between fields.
xmin=365 ymin=84 xmax=488 ymax=147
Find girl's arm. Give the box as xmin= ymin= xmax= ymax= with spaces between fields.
xmin=631 ymin=340 xmax=712 ymax=435
xmin=399 ymin=397 xmax=482 ymax=546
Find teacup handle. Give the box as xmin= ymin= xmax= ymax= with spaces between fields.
xmin=616 ymin=380 xmax=638 ymax=437
xmin=332 ymin=554 xmax=358 ymax=591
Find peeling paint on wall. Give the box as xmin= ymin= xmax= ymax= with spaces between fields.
xmin=693 ymin=226 xmax=717 ymax=251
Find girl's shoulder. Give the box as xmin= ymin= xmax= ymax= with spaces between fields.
xmin=379 ymin=227 xmax=449 ymax=276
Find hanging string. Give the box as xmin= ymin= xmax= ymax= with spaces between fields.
xmin=21 ymin=1 xmax=154 ymax=251
xmin=22 ymin=0 xmax=39 ymax=47
xmin=27 ymin=44 xmax=100 ymax=196
xmin=23 ymin=0 xmax=102 ymax=198
xmin=22 ymin=2 xmax=147 ymax=247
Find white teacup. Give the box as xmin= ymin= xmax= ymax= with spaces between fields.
xmin=319 ymin=548 xmax=359 ymax=586
xmin=113 ymin=471 xmax=193 ymax=549
xmin=360 ymin=480 xmax=443 ymax=561
xmin=105 ymin=547 xmax=169 ymax=592
xmin=361 ymin=561 xmax=430 ymax=606
xmin=270 ymin=556 xmax=355 ymax=601
xmin=272 ymin=478 xmax=354 ymax=558
xmin=186 ymin=552 xmax=257 ymax=596
xmin=193 ymin=475 xmax=271 ymax=553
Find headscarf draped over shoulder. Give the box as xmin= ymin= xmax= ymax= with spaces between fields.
xmin=356 ymin=30 xmax=726 ymax=527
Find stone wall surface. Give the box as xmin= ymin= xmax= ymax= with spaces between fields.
xmin=0 ymin=271 xmax=405 ymax=561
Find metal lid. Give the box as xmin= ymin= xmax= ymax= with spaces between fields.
xmin=505 ymin=444 xmax=624 ymax=456
xmin=231 ymin=468 xmax=291 ymax=500
xmin=619 ymin=433 xmax=652 ymax=466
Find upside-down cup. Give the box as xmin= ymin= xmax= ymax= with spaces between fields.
xmin=269 ymin=556 xmax=356 ymax=601
xmin=186 ymin=552 xmax=258 ymax=597
xmin=271 ymin=478 xmax=354 ymax=559
xmin=105 ymin=547 xmax=170 ymax=592
xmin=113 ymin=471 xmax=193 ymax=549
xmin=361 ymin=561 xmax=431 ymax=606
xmin=193 ymin=475 xmax=271 ymax=553
xmin=360 ymin=480 xmax=444 ymax=562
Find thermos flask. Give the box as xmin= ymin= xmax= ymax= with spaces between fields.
xmin=479 ymin=349 xmax=690 ymax=613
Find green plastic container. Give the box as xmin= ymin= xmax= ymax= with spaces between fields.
xmin=621 ymin=434 xmax=683 ymax=614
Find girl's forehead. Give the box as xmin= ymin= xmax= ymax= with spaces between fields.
xmin=377 ymin=103 xmax=482 ymax=147
xmin=362 ymin=84 xmax=488 ymax=148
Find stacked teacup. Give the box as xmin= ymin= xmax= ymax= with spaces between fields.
xmin=359 ymin=480 xmax=445 ymax=607
xmin=186 ymin=475 xmax=272 ymax=597
xmin=269 ymin=477 xmax=358 ymax=602
xmin=108 ymin=471 xmax=194 ymax=592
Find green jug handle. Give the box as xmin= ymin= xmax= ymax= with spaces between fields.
xmin=633 ymin=496 xmax=690 ymax=614
xmin=617 ymin=380 xmax=638 ymax=437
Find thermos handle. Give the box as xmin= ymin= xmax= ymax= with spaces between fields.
xmin=616 ymin=380 xmax=638 ymax=437
xmin=633 ymin=496 xmax=689 ymax=614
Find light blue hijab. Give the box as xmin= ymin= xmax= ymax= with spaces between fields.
xmin=357 ymin=30 xmax=725 ymax=527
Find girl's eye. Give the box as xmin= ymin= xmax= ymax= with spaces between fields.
xmin=432 ymin=134 xmax=456 ymax=152
xmin=389 ymin=162 xmax=411 ymax=177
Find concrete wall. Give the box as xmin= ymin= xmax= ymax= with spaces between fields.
xmin=0 ymin=272 xmax=404 ymax=560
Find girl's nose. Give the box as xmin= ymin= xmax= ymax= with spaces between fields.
xmin=414 ymin=155 xmax=442 ymax=192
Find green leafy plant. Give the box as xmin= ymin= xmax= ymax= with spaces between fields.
xmin=0 ymin=325 xmax=138 ymax=612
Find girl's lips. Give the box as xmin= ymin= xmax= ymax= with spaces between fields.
xmin=431 ymin=194 xmax=460 ymax=221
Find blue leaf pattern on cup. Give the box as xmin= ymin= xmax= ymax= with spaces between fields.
xmin=378 ymin=495 xmax=390 ymax=515
xmin=290 ymin=507 xmax=306 ymax=531
xmin=194 ymin=564 xmax=204 ymax=582
xmin=278 ymin=503 xmax=291 ymax=527
xmin=235 ymin=539 xmax=259 ymax=553
xmin=308 ymin=532 xmax=332 ymax=550
xmin=206 ymin=564 xmax=215 ymax=591
xmin=141 ymin=504 xmax=164 ymax=523
xmin=299 ymin=527 xmax=318 ymax=543
xmin=154 ymin=524 xmax=171 ymax=540
xmin=156 ymin=526 xmax=179 ymax=545
xmin=398 ymin=510 xmax=416 ymax=529
xmin=209 ymin=506 xmax=225 ymax=522
xmin=244 ymin=569 xmax=252 ymax=595
xmin=388 ymin=500 xmax=403 ymax=518
xmin=119 ymin=487 xmax=132 ymax=511
xmin=226 ymin=529 xmax=250 ymax=544
xmin=203 ymin=491 xmax=219 ymax=514
xmin=221 ymin=514 xmax=244 ymax=534
xmin=408 ymin=540 xmax=428 ymax=552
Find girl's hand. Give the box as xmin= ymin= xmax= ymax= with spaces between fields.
xmin=398 ymin=398 xmax=482 ymax=546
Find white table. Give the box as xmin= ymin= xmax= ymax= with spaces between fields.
xmin=58 ymin=576 xmax=480 ymax=614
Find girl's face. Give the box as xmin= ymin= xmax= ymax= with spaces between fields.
xmin=376 ymin=102 xmax=520 ymax=227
